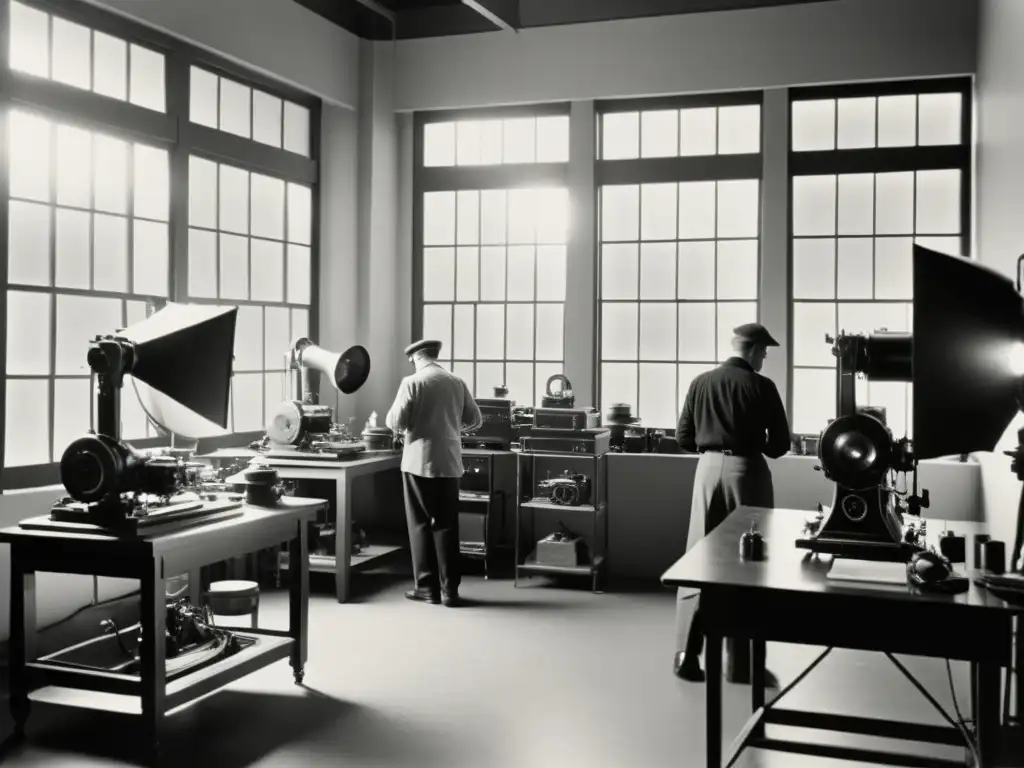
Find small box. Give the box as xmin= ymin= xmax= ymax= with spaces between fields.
xmin=536 ymin=535 xmax=587 ymax=567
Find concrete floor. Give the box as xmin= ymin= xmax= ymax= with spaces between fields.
xmin=1 ymin=572 xmax=981 ymax=767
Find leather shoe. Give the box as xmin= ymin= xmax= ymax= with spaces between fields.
xmin=442 ymin=590 xmax=461 ymax=607
xmin=673 ymin=651 xmax=706 ymax=683
xmin=405 ymin=587 xmax=440 ymax=604
xmin=727 ymin=667 xmax=780 ymax=688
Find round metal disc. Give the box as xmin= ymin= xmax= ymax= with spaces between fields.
xmin=267 ymin=400 xmax=304 ymax=444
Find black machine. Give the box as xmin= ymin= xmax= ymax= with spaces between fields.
xmin=798 ymin=245 xmax=1024 ymax=566
xmin=533 ymin=407 xmax=600 ymax=431
xmin=462 ymin=397 xmax=515 ymax=449
xmin=264 ymin=336 xmax=371 ymax=459
xmin=49 ymin=304 xmax=243 ymax=534
xmin=538 ymin=470 xmax=592 ymax=507
xmin=520 ymin=427 xmax=610 ymax=455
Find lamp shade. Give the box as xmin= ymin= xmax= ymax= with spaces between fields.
xmin=120 ymin=303 xmax=238 ymax=439
xmin=912 ymin=245 xmax=1024 ymax=460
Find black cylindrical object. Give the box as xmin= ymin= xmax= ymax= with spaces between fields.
xmin=863 ymin=332 xmax=912 ymax=381
xmin=739 ymin=527 xmax=765 ymax=561
xmin=939 ymin=532 xmax=966 ymax=564
xmin=974 ymin=534 xmax=992 ymax=569
xmin=982 ymin=540 xmax=1006 ymax=575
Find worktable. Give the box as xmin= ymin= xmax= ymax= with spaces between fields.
xmin=661 ymin=507 xmax=1021 ymax=768
xmin=198 ymin=450 xmax=404 ymax=602
xmin=0 ymin=496 xmax=323 ymax=765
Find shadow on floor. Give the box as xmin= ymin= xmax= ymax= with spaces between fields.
xmin=14 ymin=688 xmax=452 ymax=768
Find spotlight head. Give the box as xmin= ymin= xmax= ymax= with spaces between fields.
xmin=818 ymin=413 xmax=893 ymax=488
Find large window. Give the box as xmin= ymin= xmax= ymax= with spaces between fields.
xmin=789 ymin=79 xmax=971 ymax=438
xmin=2 ymin=0 xmax=320 ymax=488
xmin=414 ymin=107 xmax=570 ymax=407
xmin=596 ymin=94 xmax=763 ymax=430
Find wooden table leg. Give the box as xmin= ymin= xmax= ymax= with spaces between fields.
xmin=706 ymin=631 xmax=723 ymax=768
xmin=7 ymin=556 xmax=35 ymax=741
xmin=751 ymin=639 xmax=766 ymax=739
xmin=289 ymin=520 xmax=309 ymax=685
xmin=333 ymin=471 xmax=352 ymax=603
xmin=975 ymin=661 xmax=1002 ymax=766
xmin=139 ymin=559 xmax=166 ymax=766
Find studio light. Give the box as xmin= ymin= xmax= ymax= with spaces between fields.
xmin=799 ymin=245 xmax=1024 ymax=564
xmin=51 ymin=303 xmax=239 ymax=531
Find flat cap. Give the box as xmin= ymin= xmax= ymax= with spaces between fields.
xmin=733 ymin=323 xmax=779 ymax=347
xmin=404 ymin=339 xmax=442 ymax=356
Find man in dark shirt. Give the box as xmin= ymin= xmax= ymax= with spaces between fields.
xmin=673 ymin=323 xmax=792 ymax=686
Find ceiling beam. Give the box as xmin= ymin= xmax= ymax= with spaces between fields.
xmin=352 ymin=0 xmax=395 ymax=24
xmin=460 ymin=0 xmax=521 ymax=32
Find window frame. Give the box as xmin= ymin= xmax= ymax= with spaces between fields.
xmin=411 ymin=102 xmax=572 ymax=404
xmin=786 ymin=76 xmax=972 ymax=436
xmin=0 ymin=0 xmax=322 ymax=489
xmin=594 ymin=90 xmax=766 ymax=432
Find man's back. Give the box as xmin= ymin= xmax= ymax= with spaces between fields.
xmin=676 ymin=358 xmax=790 ymax=458
xmin=386 ymin=363 xmax=481 ymax=478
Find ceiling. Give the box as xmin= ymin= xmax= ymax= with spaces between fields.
xmin=294 ymin=0 xmax=836 ymax=41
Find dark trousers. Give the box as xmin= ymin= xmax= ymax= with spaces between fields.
xmin=402 ymin=472 xmax=461 ymax=594
xmin=677 ymin=453 xmax=774 ymax=676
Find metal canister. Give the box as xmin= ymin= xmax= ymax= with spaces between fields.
xmin=739 ymin=525 xmax=765 ymax=561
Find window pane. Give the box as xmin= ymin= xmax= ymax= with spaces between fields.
xmin=837 ymin=174 xmax=874 ymax=236
xmin=718 ymin=105 xmax=760 ymax=155
xmin=188 ymin=228 xmax=217 ymax=298
xmin=423 ymin=248 xmax=455 ymax=302
xmin=678 ymin=241 xmax=715 ymax=300
xmin=10 ymin=1 xmax=49 ymax=78
xmin=52 ymin=18 xmax=91 ymax=91
xmin=875 ymin=172 xmax=914 ymax=235
xmin=716 ymin=240 xmax=758 ymax=300
xmin=219 ymin=165 xmax=249 ymax=235
xmin=792 ymin=100 xmax=835 ymax=151
xmin=537 ymin=246 xmax=567 ymax=303
xmin=480 ymin=190 xmax=506 ymax=244
xmin=601 ymin=363 xmax=638 ymax=418
xmin=55 ymin=208 xmax=90 ymax=290
xmin=232 ymin=373 xmax=264 ymax=432
xmin=792 ymin=302 xmax=836 ymax=367
xmin=639 ymin=304 xmax=675 ymax=361
xmin=678 ymin=182 xmax=715 ymax=239
xmin=234 ymin=305 xmax=264 ymax=370
xmin=129 ymin=44 xmax=166 ymax=112
xmin=453 ymin=304 xmax=474 ymax=359
xmin=134 ymin=144 xmax=170 ymax=222
xmin=602 ymin=185 xmax=639 ymax=242
xmin=287 ymin=245 xmax=311 ymax=305
xmin=602 ymin=244 xmax=638 ymax=300
xmin=93 ymin=32 xmax=127 ymax=101
xmin=93 ymin=213 xmax=129 ymax=293
xmin=641 ymin=183 xmax=677 ymax=241
xmin=918 ymin=93 xmax=961 ymax=146
xmin=94 ymin=135 xmax=129 ymax=215
xmin=264 ymin=307 xmax=290 ymax=371
xmin=189 ymin=156 xmax=218 ymax=229
xmin=837 ymin=97 xmax=875 ymax=149
xmin=8 ymin=200 xmax=51 ymax=287
xmin=792 ymin=368 xmax=836 ymax=435
xmin=55 ymin=378 xmax=91 ymax=457
xmin=480 ymin=247 xmax=506 ymax=301
xmin=10 ymin=111 xmax=52 ymax=203
xmin=503 ymin=118 xmax=536 ymax=164
xmin=190 ymin=67 xmax=219 ymax=128
xmin=639 ymin=363 xmax=677 ymax=429
xmin=56 ymin=125 xmax=91 ymax=208
xmin=251 ymin=173 xmax=286 ymax=241
xmin=287 ymin=184 xmax=312 ymax=245
xmin=717 ymin=180 xmax=758 ymax=238
xmin=641 ymin=110 xmax=678 ymax=159
xmin=837 ymin=238 xmax=873 ymax=299
xmin=424 ymin=122 xmax=456 ymax=167
xmin=475 ymin=304 xmax=504 ymax=360
xmin=639 ymin=242 xmax=676 ymax=300
xmin=507 ymin=246 xmax=535 ymax=301
xmin=506 ymin=304 xmax=534 ymax=360
xmin=602 ymin=112 xmax=639 ymax=160
xmin=535 ymin=304 xmax=563 ymax=361
xmin=284 ymin=102 xmax=311 ymax=156
xmin=219 ymin=78 xmax=252 ymax=139
xmin=5 ymin=379 xmax=49 ymax=467
xmin=457 ymin=190 xmax=480 ymax=245
xmin=877 ymin=95 xmax=916 ymax=147
xmin=253 ymin=91 xmax=283 ymax=148
xmin=874 ymin=237 xmax=913 ymax=300
xmin=218 ymin=234 xmax=249 ymax=300
xmin=680 ymin=108 xmax=716 ymax=156
xmin=456 ymin=247 xmax=479 ymax=302
xmin=792 ymin=238 xmax=835 ymax=300
xmin=7 ymin=290 xmax=51 ymax=376
xmin=793 ymin=175 xmax=836 ymax=237
xmin=602 ymin=303 xmax=638 ymax=360
xmin=507 ymin=189 xmax=536 ymax=244
xmin=916 ymin=169 xmax=960 ymax=234
xmin=133 ymin=220 xmax=168 ymax=297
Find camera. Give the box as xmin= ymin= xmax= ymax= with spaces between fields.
xmin=538 ymin=470 xmax=592 ymax=506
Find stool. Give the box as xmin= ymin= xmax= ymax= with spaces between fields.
xmin=204 ymin=580 xmax=260 ymax=628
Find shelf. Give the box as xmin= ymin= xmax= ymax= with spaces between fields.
xmin=27 ymin=631 xmax=293 ymax=714
xmin=517 ymin=554 xmax=604 ymax=577
xmin=278 ymin=544 xmax=403 ymax=574
xmin=521 ymin=498 xmax=596 ymax=513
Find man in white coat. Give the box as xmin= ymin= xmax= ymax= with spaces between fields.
xmin=386 ymin=339 xmax=482 ymax=607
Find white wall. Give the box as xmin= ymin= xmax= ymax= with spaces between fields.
xmin=392 ymin=0 xmax=977 ymax=111
xmin=88 ymin=0 xmax=360 ymax=108
xmin=975 ymin=0 xmax=1024 ymax=559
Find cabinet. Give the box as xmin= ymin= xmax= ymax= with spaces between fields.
xmin=459 ymin=450 xmax=506 ymax=579
xmin=514 ymin=451 xmax=607 ymax=593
